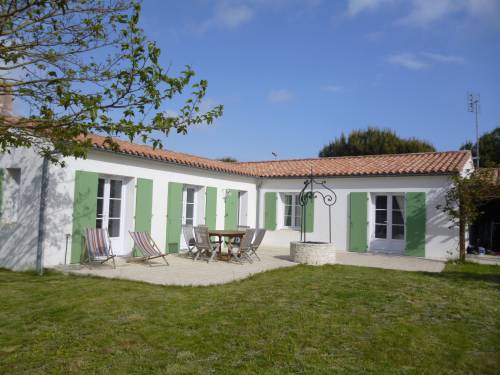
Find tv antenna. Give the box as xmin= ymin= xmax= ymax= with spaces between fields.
xmin=467 ymin=92 xmax=480 ymax=169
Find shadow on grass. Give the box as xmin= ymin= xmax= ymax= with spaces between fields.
xmin=425 ymin=262 xmax=500 ymax=289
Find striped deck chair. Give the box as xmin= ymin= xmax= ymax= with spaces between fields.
xmin=83 ymin=228 xmax=116 ymax=268
xmin=129 ymin=231 xmax=169 ymax=266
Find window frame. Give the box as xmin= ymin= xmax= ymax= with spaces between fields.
xmin=283 ymin=193 xmax=302 ymax=229
xmin=372 ymin=193 xmax=405 ymax=242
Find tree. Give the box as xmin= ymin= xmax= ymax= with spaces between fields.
xmin=0 ymin=0 xmax=223 ymax=164
xmin=460 ymin=127 xmax=500 ymax=167
xmin=319 ymin=127 xmax=435 ymax=157
xmin=439 ymin=170 xmax=500 ymax=261
xmin=217 ymin=157 xmax=237 ymax=163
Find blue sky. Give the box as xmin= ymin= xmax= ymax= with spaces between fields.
xmin=139 ymin=0 xmax=500 ymax=161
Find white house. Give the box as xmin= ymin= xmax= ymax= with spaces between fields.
xmin=0 ymin=134 xmax=472 ymax=271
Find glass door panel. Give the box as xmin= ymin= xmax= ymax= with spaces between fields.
xmin=184 ymin=187 xmax=196 ymax=225
xmin=95 ymin=178 xmax=123 ymax=238
xmin=391 ymin=195 xmax=405 ymax=240
xmin=374 ymin=195 xmax=387 ymax=239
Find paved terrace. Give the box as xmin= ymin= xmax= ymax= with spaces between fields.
xmin=55 ymin=248 xmax=446 ymax=286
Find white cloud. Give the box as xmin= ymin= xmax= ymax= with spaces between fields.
xmin=197 ymin=0 xmax=323 ymax=33
xmin=267 ymin=89 xmax=294 ymax=103
xmin=347 ymin=0 xmax=500 ymax=26
xmin=322 ymin=85 xmax=342 ymax=93
xmin=386 ymin=53 xmax=429 ymax=70
xmin=346 ymin=0 xmax=392 ymax=16
xmin=423 ymin=52 xmax=465 ymax=64
xmin=387 ymin=51 xmax=465 ymax=70
xmin=199 ymin=2 xmax=254 ymax=32
xmin=213 ymin=3 xmax=254 ymax=29
xmin=163 ymin=109 xmax=179 ymax=118
xmin=398 ymin=0 xmax=459 ymax=26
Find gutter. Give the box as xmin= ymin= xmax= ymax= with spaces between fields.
xmin=36 ymin=157 xmax=49 ymax=275
xmin=255 ymin=177 xmax=263 ymax=228
xmin=92 ymin=148 xmax=256 ymax=179
xmin=93 ymin=149 xmax=461 ymax=180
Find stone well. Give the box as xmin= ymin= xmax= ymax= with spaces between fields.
xmin=290 ymin=241 xmax=336 ymax=265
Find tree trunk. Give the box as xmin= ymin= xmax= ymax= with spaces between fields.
xmin=459 ymin=199 xmax=466 ymax=262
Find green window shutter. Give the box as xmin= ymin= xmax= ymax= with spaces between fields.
xmin=264 ymin=192 xmax=277 ymax=230
xmin=166 ymin=182 xmax=183 ymax=253
xmin=71 ymin=171 xmax=98 ymax=263
xmin=304 ymin=196 xmax=315 ymax=233
xmin=349 ymin=192 xmax=368 ymax=252
xmin=0 ymin=168 xmax=3 ymax=219
xmin=405 ymin=192 xmax=426 ymax=257
xmin=224 ymin=189 xmax=238 ymax=230
xmin=134 ymin=178 xmax=153 ymax=256
xmin=205 ymin=187 xmax=217 ymax=230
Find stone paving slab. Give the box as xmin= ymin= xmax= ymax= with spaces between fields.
xmin=56 ymin=247 xmax=297 ymax=286
xmin=55 ymin=247 xmax=446 ymax=286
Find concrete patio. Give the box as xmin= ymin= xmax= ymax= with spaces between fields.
xmin=55 ymin=247 xmax=446 ymax=286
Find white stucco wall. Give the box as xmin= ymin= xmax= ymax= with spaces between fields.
xmin=42 ymin=150 xmax=258 ymax=267
xmin=0 ymin=148 xmax=43 ymax=270
xmin=258 ymin=175 xmax=459 ymax=260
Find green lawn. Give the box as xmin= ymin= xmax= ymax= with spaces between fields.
xmin=0 ymin=263 xmax=499 ymax=374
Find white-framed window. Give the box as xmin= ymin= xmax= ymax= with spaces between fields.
xmin=283 ymin=193 xmax=301 ymax=228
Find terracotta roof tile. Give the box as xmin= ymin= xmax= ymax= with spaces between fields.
xmin=87 ymin=134 xmax=471 ymax=178
xmin=237 ymin=151 xmax=471 ymax=177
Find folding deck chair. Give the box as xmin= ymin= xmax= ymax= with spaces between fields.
xmin=83 ymin=228 xmax=116 ymax=268
xmin=231 ymin=228 xmax=256 ymax=264
xmin=182 ymin=225 xmax=196 ymax=256
xmin=193 ymin=226 xmax=220 ymax=262
xmin=129 ymin=231 xmax=169 ymax=266
xmin=249 ymin=228 xmax=266 ymax=261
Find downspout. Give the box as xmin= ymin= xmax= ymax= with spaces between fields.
xmin=255 ymin=177 xmax=263 ymax=229
xmin=36 ymin=157 xmax=49 ymax=275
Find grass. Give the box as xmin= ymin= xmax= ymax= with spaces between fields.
xmin=0 ymin=263 xmax=499 ymax=374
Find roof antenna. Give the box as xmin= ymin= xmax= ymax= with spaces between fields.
xmin=272 ymin=152 xmax=278 ymax=159
xmin=467 ymin=92 xmax=480 ymax=169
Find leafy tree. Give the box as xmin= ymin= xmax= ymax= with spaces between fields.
xmin=460 ymin=127 xmax=500 ymax=167
xmin=319 ymin=127 xmax=435 ymax=157
xmin=438 ymin=170 xmax=500 ymax=261
xmin=0 ymin=0 xmax=223 ymax=163
xmin=217 ymin=157 xmax=237 ymax=163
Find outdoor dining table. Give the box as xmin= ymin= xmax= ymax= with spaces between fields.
xmin=208 ymin=229 xmax=245 ymax=260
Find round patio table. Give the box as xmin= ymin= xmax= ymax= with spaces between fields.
xmin=208 ymin=229 xmax=245 ymax=260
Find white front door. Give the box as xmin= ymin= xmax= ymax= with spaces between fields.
xmin=371 ymin=194 xmax=405 ymax=254
xmin=96 ymin=177 xmax=126 ymax=255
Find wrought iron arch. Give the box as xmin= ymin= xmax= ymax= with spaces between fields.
xmin=298 ymin=172 xmax=337 ymax=243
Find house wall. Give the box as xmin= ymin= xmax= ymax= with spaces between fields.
xmin=258 ymin=175 xmax=459 ymax=260
xmin=0 ymin=148 xmax=43 ymax=270
xmin=0 ymin=146 xmax=467 ymax=271
xmin=42 ymin=150 xmax=258 ymax=267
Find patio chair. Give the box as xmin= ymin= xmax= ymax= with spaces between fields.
xmin=225 ymin=225 xmax=249 ymax=247
xmin=182 ymin=224 xmax=196 ymax=256
xmin=193 ymin=226 xmax=220 ymax=262
xmin=129 ymin=231 xmax=169 ymax=266
xmin=231 ymin=228 xmax=256 ymax=264
xmin=249 ymin=228 xmax=266 ymax=261
xmin=83 ymin=228 xmax=116 ymax=268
